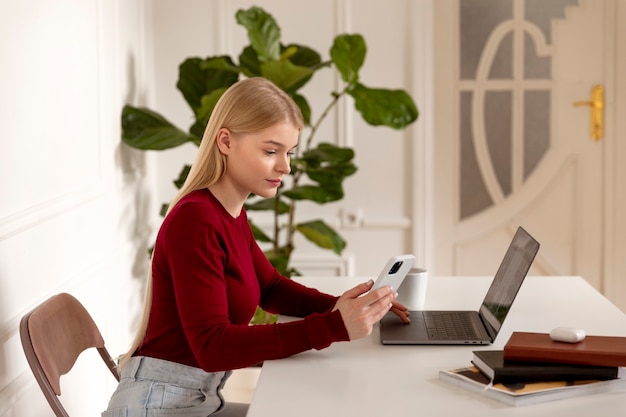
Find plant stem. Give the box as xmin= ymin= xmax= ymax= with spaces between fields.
xmin=283 ymin=86 xmax=350 ymax=252
xmin=305 ymin=86 xmax=349 ymax=150
xmin=273 ymin=195 xmax=281 ymax=254
xmin=287 ymin=192 xmax=296 ymax=251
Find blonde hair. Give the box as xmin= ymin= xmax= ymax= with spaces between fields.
xmin=118 ymin=77 xmax=304 ymax=369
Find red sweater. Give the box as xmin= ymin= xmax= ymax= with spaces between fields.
xmin=136 ymin=189 xmax=349 ymax=372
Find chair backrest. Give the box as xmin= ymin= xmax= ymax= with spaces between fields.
xmin=19 ymin=293 xmax=120 ymax=417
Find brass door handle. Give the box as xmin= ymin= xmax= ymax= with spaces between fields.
xmin=573 ymin=85 xmax=604 ymax=141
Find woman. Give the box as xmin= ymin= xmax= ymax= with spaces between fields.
xmin=103 ymin=77 xmax=409 ymax=417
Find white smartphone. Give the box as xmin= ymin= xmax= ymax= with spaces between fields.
xmin=371 ymin=254 xmax=416 ymax=292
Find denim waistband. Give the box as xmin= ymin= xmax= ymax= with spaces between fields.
xmin=122 ymin=356 xmax=230 ymax=392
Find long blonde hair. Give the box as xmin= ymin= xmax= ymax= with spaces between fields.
xmin=119 ymin=77 xmax=304 ymax=369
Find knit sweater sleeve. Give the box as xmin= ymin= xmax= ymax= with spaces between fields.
xmin=157 ymin=199 xmax=350 ymax=372
xmin=249 ymin=230 xmax=343 ymax=317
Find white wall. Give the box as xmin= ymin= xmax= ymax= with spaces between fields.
xmin=0 ymin=0 xmax=154 ymax=415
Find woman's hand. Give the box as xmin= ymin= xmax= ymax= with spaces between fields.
xmin=389 ymin=300 xmax=411 ymax=324
xmin=332 ymin=280 xmax=398 ymax=340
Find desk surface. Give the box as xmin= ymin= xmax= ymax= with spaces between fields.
xmin=246 ymin=276 xmax=626 ymax=416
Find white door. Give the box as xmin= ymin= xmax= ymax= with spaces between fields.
xmin=432 ymin=0 xmax=614 ymax=292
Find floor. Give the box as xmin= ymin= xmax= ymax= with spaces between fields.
xmin=222 ymin=366 xmax=261 ymax=404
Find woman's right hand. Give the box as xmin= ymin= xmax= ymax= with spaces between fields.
xmin=332 ymin=280 xmax=397 ymax=340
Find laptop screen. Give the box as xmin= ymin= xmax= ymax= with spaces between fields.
xmin=478 ymin=227 xmax=540 ymax=339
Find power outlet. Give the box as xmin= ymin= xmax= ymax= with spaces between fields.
xmin=339 ymin=208 xmax=363 ymax=229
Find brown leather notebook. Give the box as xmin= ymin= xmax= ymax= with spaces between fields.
xmin=503 ymin=332 xmax=626 ymax=367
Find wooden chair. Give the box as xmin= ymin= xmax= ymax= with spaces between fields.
xmin=19 ymin=292 xmax=120 ymax=417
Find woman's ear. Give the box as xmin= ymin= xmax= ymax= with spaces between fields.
xmin=215 ymin=128 xmax=231 ymax=155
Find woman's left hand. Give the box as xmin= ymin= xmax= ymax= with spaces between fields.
xmin=389 ymin=301 xmax=411 ymax=323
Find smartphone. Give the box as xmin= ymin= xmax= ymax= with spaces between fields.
xmin=371 ymin=254 xmax=416 ymax=292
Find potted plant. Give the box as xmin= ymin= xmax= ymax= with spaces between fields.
xmin=122 ymin=6 xmax=418 ymax=294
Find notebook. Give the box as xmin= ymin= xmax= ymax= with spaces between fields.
xmin=380 ymin=226 xmax=540 ymax=345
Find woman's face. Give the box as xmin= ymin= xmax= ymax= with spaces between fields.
xmin=219 ymin=121 xmax=299 ymax=199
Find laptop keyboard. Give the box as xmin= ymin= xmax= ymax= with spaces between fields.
xmin=423 ymin=311 xmax=482 ymax=340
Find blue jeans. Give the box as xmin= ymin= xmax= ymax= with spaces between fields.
xmin=102 ymin=356 xmax=232 ymax=417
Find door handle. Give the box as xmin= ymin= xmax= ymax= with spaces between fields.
xmin=573 ymin=84 xmax=604 ymax=142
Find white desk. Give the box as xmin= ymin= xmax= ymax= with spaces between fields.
xmin=246 ymin=276 xmax=626 ymax=416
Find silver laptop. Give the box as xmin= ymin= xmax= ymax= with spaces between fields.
xmin=380 ymin=226 xmax=540 ymax=345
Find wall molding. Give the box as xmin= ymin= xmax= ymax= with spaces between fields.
xmin=0 ymin=370 xmax=36 ymax=417
xmin=409 ymin=0 xmax=435 ymax=269
xmin=0 ymin=246 xmax=121 ymax=347
xmin=291 ymin=254 xmax=353 ymax=277
xmin=249 ymin=213 xmax=411 ymax=232
xmin=0 ymin=185 xmax=104 ymax=241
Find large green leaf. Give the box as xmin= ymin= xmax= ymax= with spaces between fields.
xmin=283 ymin=44 xmax=322 ymax=69
xmin=348 ymin=83 xmax=419 ymax=129
xmin=300 ymin=143 xmax=357 ymax=188
xmin=121 ymin=105 xmax=197 ymax=150
xmin=263 ymin=244 xmax=298 ymax=277
xmin=248 ymin=220 xmax=272 ymax=243
xmin=260 ymin=60 xmax=313 ymax=92
xmin=302 ymin=142 xmax=355 ymax=165
xmin=245 ymin=197 xmax=290 ymax=214
xmin=236 ymin=7 xmax=281 ymax=63
xmin=201 ymin=55 xmax=241 ymax=72
xmin=264 ymin=250 xmax=289 ymax=275
xmin=330 ymin=34 xmax=366 ymax=84
xmin=291 ymin=93 xmax=311 ymax=125
xmin=283 ymin=185 xmax=343 ymax=203
xmin=173 ymin=165 xmax=191 ymax=189
xmin=295 ymin=220 xmax=346 ymax=254
xmin=251 ymin=307 xmax=278 ymax=325
xmin=307 ymin=164 xmax=356 ymax=189
xmin=280 ymin=43 xmax=327 ymax=92
xmin=176 ymin=56 xmax=239 ymax=114
xmin=159 ymin=203 xmax=169 ymax=218
xmin=238 ymin=45 xmax=262 ymax=78
xmin=190 ymin=88 xmax=229 ymax=138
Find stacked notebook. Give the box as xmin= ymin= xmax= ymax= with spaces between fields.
xmin=439 ymin=331 xmax=626 ymax=406
xmin=502 ymin=331 xmax=626 ymax=367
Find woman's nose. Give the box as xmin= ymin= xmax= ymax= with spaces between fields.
xmin=277 ymin=154 xmax=291 ymax=174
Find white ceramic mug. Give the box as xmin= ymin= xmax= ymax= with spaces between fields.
xmin=396 ymin=267 xmax=428 ymax=310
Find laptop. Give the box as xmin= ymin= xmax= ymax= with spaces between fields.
xmin=380 ymin=226 xmax=540 ymax=345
